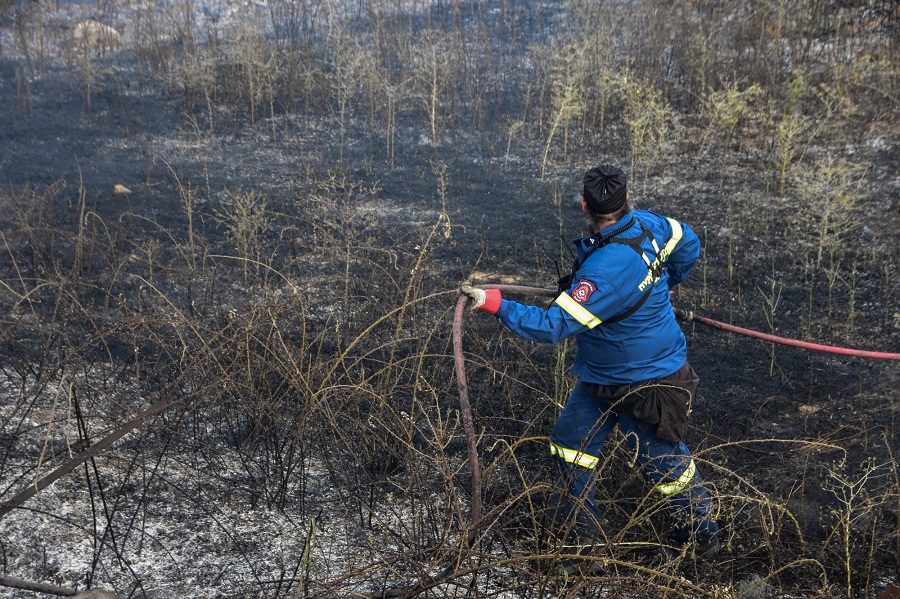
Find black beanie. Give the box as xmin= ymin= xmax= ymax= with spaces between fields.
xmin=583 ymin=165 xmax=627 ymax=214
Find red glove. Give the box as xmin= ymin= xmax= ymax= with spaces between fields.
xmin=458 ymin=285 xmax=502 ymax=315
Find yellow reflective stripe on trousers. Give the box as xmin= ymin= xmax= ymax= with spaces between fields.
xmin=655 ymin=459 xmax=696 ymax=495
xmin=550 ymin=441 xmax=599 ymax=470
xmin=555 ymin=292 xmax=602 ymax=329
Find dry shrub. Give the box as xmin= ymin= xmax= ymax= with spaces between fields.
xmin=1 ymin=1 xmax=898 ymax=597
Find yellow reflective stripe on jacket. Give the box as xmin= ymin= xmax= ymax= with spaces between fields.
xmin=638 ymin=218 xmax=684 ymax=292
xmin=555 ymin=292 xmax=602 ymax=329
xmin=550 ymin=441 xmax=599 ymax=470
xmin=655 ymin=459 xmax=696 ymax=495
xmin=661 ymin=218 xmax=683 ymax=259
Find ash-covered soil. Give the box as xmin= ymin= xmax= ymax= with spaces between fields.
xmin=1 ymin=2 xmax=899 ymax=598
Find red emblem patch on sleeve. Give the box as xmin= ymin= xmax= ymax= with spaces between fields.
xmin=571 ymin=279 xmax=597 ymax=304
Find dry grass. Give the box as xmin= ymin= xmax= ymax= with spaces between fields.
xmin=0 ymin=0 xmax=898 ymax=596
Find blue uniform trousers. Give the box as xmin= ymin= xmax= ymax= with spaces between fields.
xmin=548 ymin=380 xmax=719 ymax=543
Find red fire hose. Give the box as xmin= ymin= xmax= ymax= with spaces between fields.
xmin=452 ymin=285 xmax=899 ymax=546
xmin=452 ymin=284 xmax=556 ymax=542
xmin=672 ymin=308 xmax=900 ymax=360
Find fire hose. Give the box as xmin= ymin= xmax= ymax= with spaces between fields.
xmin=1 ymin=285 xmax=895 ymax=598
xmin=671 ymin=307 xmax=900 ymax=360
xmin=452 ymin=283 xmax=900 ymax=553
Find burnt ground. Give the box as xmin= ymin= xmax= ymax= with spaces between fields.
xmin=0 ymin=8 xmax=899 ymax=598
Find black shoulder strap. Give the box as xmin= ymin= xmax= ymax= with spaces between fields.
xmin=608 ymin=221 xmax=656 ymax=261
xmin=558 ymin=217 xmax=662 ymax=324
xmin=555 ymin=216 xmax=636 ymax=297
xmin=603 ymin=286 xmax=652 ymax=324
xmin=583 ymin=216 xmax=637 ymax=258
xmin=598 ymin=219 xmax=659 ymax=324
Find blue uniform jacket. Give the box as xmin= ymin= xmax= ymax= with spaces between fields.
xmin=494 ymin=210 xmax=700 ymax=385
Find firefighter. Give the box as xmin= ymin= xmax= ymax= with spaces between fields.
xmin=459 ymin=164 xmax=720 ymax=559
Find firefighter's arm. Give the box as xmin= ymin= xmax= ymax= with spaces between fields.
xmin=457 ymin=286 xmax=590 ymax=344
xmin=494 ymin=274 xmax=624 ymax=343
xmin=495 ymin=300 xmax=584 ymax=344
xmin=459 ymin=283 xmax=578 ymax=342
